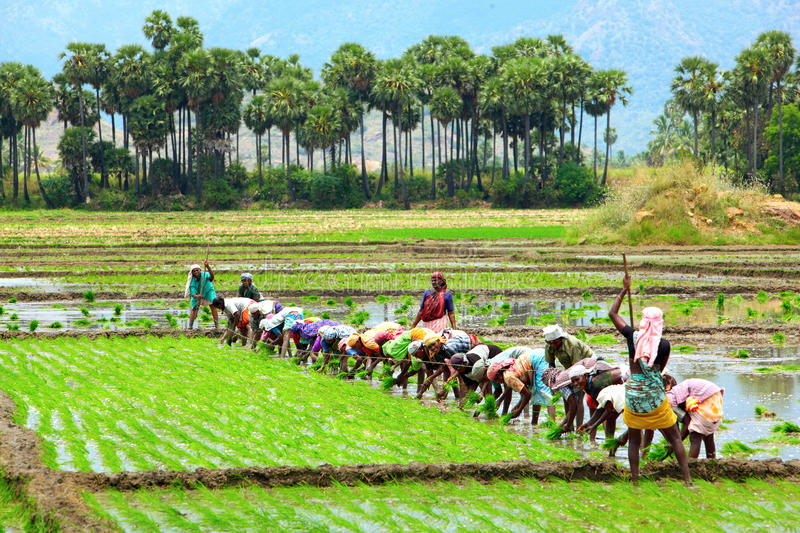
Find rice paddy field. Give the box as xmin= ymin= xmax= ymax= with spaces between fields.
xmin=1 ymin=209 xmax=799 ymax=532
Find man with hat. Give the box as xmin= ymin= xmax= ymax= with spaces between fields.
xmin=543 ymin=324 xmax=595 ymax=426
xmin=238 ymin=273 xmax=262 ymax=301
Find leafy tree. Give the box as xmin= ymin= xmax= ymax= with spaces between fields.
xmin=595 ymin=69 xmax=631 ymax=186
xmin=59 ymin=42 xmax=95 ymax=202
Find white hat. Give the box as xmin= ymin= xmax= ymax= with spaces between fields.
xmin=543 ymin=324 xmax=567 ymax=342
xmin=568 ymin=365 xmax=590 ymax=379
xmin=407 ymin=340 xmax=423 ymax=355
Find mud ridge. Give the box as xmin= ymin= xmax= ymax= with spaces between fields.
xmin=67 ymin=458 xmax=800 ymax=493
xmin=0 ymin=392 xmax=115 ymax=532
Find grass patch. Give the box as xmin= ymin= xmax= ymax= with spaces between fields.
xmin=771 ymin=332 xmax=786 ymax=346
xmin=674 ymin=345 xmax=696 ymax=354
xmin=729 ymin=349 xmax=750 ymax=359
xmin=0 ymin=337 xmax=573 ymax=472
xmin=754 ymin=365 xmax=800 ymax=373
xmin=588 ymin=334 xmax=617 ymax=346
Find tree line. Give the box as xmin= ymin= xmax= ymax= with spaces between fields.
xmin=649 ymin=30 xmax=800 ymax=193
xmin=0 ymin=10 xmax=631 ymax=208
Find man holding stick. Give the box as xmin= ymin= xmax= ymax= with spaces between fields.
xmin=185 ymin=260 xmax=219 ymax=329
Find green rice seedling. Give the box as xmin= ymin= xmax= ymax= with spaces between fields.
xmin=72 ymin=318 xmax=91 ymax=327
xmin=477 ymin=304 xmax=494 ymax=315
xmin=48 ymin=322 xmax=63 ymax=328
xmin=754 ymin=406 xmax=774 ymax=417
xmin=463 ymin=390 xmax=481 ymax=409
xmin=500 ymin=302 xmax=511 ymax=311
xmin=320 ymin=312 xmax=332 ymax=319
xmin=771 ymin=332 xmax=786 ymax=346
xmin=602 ymin=437 xmax=621 ymax=451
xmin=380 ymin=376 xmax=397 ymax=391
xmin=644 ymin=441 xmax=672 ymax=462
xmin=29 ymin=320 xmax=39 ymax=332
xmin=8 ymin=297 xmax=16 ymax=303
xmin=124 ymin=318 xmax=154 ymax=329
xmin=114 ymin=304 xmax=123 ymax=316
xmin=716 ymin=293 xmax=725 ymax=308
xmin=771 ymin=422 xmax=800 ymax=433
xmin=164 ymin=313 xmax=178 ymax=328
xmin=335 ymin=372 xmax=349 ymax=380
xmin=467 ymin=306 xmax=478 ymax=314
xmin=109 ymin=317 xmax=120 ymax=323
xmin=545 ymin=425 xmax=565 ymax=440
xmin=756 ymin=290 xmax=769 ymax=304
xmin=288 ymin=356 xmax=301 ymax=365
xmin=0 ymin=306 xmax=3 ymax=315
xmin=487 ymin=315 xmax=506 ymax=326
xmin=301 ymin=295 xmax=320 ymax=302
xmin=325 ymin=299 xmax=337 ymax=306
xmin=346 ymin=311 xmax=370 ymax=326
xmin=550 ymin=392 xmax=562 ymax=405
xmin=781 ymin=299 xmax=792 ymax=314
xmin=745 ymin=307 xmax=759 ymax=320
xmin=589 ymin=334 xmax=616 ymax=346
xmin=730 ymin=349 xmax=750 ymax=358
xmin=79 ymin=306 xmax=90 ymax=316
xmin=354 ymin=370 xmax=369 ymax=379
xmin=344 ymin=297 xmax=355 ymax=308
xmin=9 ymin=313 xmax=17 ymax=320
xmin=463 ymin=293 xmax=477 ymax=303
xmin=177 ymin=312 xmax=189 ymax=318
xmin=500 ymin=413 xmax=513 ymax=425
xmin=202 ymin=305 xmax=211 ymax=314
xmin=575 ymin=329 xmax=587 ymax=341
xmin=6 ymin=324 xmax=19 ymax=331
xmin=525 ymin=315 xmax=539 ymax=326
xmin=199 ymin=313 xmax=211 ymax=322
xmin=755 ymin=365 xmax=800 ymax=373
xmin=581 ymin=290 xmax=593 ymax=300
xmin=720 ymin=440 xmax=757 ymax=455
xmin=475 ymin=394 xmax=498 ymax=419
xmin=375 ymin=295 xmax=392 ymax=303
xmin=83 ymin=290 xmax=95 ymax=303
xmin=675 ymin=345 xmax=696 ymax=353
xmin=178 ymin=301 xmax=189 ymax=309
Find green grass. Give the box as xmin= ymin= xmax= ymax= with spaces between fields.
xmin=675 ymin=345 xmax=697 ymax=353
xmin=588 ymin=334 xmax=617 ymax=346
xmin=86 ymin=478 xmax=800 ymax=532
xmin=729 ymin=349 xmax=751 ymax=359
xmin=0 ymin=337 xmax=574 ymax=472
xmin=327 ymin=225 xmax=567 ymax=241
xmin=754 ymin=365 xmax=800 ymax=373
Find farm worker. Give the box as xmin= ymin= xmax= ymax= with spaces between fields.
xmin=316 ymin=324 xmax=356 ymax=374
xmin=238 ymin=273 xmax=261 ymax=301
xmin=579 ymin=384 xmax=629 ymax=456
xmin=347 ymin=322 xmax=404 ymax=378
xmin=246 ymin=300 xmax=282 ymax=349
xmin=185 ymin=261 xmax=218 ymax=329
xmin=446 ymin=343 xmax=503 ymax=403
xmin=568 ymin=358 xmax=627 ymax=434
xmin=543 ymin=324 xmax=595 ymax=427
xmin=667 ymin=378 xmax=724 ymax=458
xmin=259 ymin=306 xmax=303 ymax=357
xmin=609 ymin=274 xmax=691 ymax=485
xmin=411 ymin=271 xmax=456 ymax=333
xmin=541 ymin=367 xmax=576 ymax=432
xmin=212 ymin=296 xmax=255 ymax=347
xmin=415 ymin=330 xmax=479 ymax=399
xmin=292 ymin=318 xmax=337 ymax=364
xmin=485 ymin=347 xmax=554 ymax=423
xmin=382 ymin=327 xmax=433 ymax=389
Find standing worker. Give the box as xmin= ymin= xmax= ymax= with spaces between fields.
xmin=186 ymin=261 xmax=219 ymax=329
xmin=543 ymin=324 xmax=595 ymax=427
xmin=238 ymin=273 xmax=262 ymax=301
xmin=411 ymin=272 xmax=456 ymax=333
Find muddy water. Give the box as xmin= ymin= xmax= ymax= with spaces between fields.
xmin=379 ymin=342 xmax=800 ymax=461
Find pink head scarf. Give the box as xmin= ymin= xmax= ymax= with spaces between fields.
xmin=634 ymin=307 xmax=663 ymax=367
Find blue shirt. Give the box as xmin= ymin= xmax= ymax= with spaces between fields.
xmin=189 ymin=272 xmax=216 ymax=308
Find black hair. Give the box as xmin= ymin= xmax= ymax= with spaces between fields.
xmin=212 ymin=297 xmax=224 ymax=309
xmin=662 ymin=373 xmax=677 ymax=390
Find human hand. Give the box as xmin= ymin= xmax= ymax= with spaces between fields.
xmin=622 ymin=274 xmax=631 ymax=291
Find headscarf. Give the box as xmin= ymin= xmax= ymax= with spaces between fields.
xmin=486 ymin=358 xmax=514 ymax=382
xmin=241 ymin=272 xmax=253 ymax=281
xmin=184 ymin=264 xmax=202 ymax=299
xmin=542 ymin=367 xmax=571 ymax=390
xmin=634 ymin=307 xmax=663 ymax=367
xmin=431 ymin=271 xmax=446 ymax=288
xmin=407 ymin=340 xmax=423 ymax=356
xmin=449 ymin=353 xmax=469 ymax=367
xmin=568 ymin=366 xmax=590 ymax=379
xmin=423 ymin=333 xmax=444 ymax=347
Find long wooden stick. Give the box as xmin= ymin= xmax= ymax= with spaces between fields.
xmin=199 ymin=243 xmax=210 ymax=303
xmin=623 ymin=253 xmax=634 ymax=325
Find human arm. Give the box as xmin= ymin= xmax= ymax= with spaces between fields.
xmin=205 ymin=260 xmax=214 ymax=282
xmin=416 ymin=365 xmax=446 ymax=399
xmin=579 ymin=406 xmax=610 ymax=434
xmin=448 ymin=311 xmax=456 ymax=329
xmin=508 ymin=387 xmax=531 ymax=420
xmin=608 ymin=274 xmax=631 ymax=334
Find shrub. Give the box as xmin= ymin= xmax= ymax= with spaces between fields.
xmin=203 ymin=177 xmax=239 ymax=209
xmin=40 ymin=174 xmax=75 ymax=208
xmin=226 ymin=163 xmax=250 ymax=191
xmin=554 ymin=162 xmax=602 ymax=205
xmin=29 ymin=320 xmax=39 ymax=332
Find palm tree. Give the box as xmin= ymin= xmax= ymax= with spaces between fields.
xmin=595 ymin=69 xmax=631 ymax=186
xmin=430 ymin=87 xmax=462 ymax=196
xmin=735 ymin=46 xmax=769 ymax=180
xmin=243 ymin=95 xmax=270 ymax=187
xmin=143 ymin=10 xmax=174 ymax=52
xmin=267 ymin=75 xmax=304 ymax=201
xmin=700 ymin=62 xmax=724 ymax=173
xmin=0 ymin=62 xmax=29 ymax=200
xmin=303 ymin=103 xmax=341 ymax=173
xmin=178 ymin=47 xmax=210 ymax=202
xmin=86 ymin=44 xmax=110 ymax=187
xmin=671 ymin=56 xmax=707 ymax=158
xmin=128 ymin=94 xmax=168 ymax=194
xmin=60 ymin=42 xmax=95 ymax=202
xmin=322 ymin=43 xmax=377 ymax=197
xmin=10 ymin=73 xmax=54 ymax=205
xmin=756 ymin=31 xmax=795 ymax=183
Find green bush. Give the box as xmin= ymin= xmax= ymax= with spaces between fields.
xmin=203 ymin=177 xmax=239 ymax=209
xmin=226 ymin=163 xmax=249 ymax=191
xmin=40 ymin=174 xmax=75 ymax=208
xmin=554 ymin=162 xmax=603 ymax=205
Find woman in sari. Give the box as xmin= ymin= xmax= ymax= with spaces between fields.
xmin=609 ymin=274 xmax=691 ymax=485
xmin=411 ymin=272 xmax=456 ymax=333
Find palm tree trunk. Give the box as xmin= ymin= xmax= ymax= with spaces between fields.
xmin=421 ymin=104 xmax=426 ymax=171
xmin=559 ymin=98 xmax=566 ymax=166
xmin=593 ymin=114 xmax=598 ymax=183
xmin=512 ymin=136 xmax=518 ymax=174
xmin=778 ymin=80 xmax=784 ymax=182
xmin=744 ymin=104 xmax=751 ymax=176
xmin=491 ymin=128 xmax=496 ymax=185
xmin=285 ymin=132 xmax=295 ymax=201
xmin=0 ymin=135 xmax=4 ymax=199
xmin=32 ymin=128 xmax=52 ymax=208
xmin=752 ymin=93 xmax=758 ymax=180
xmin=502 ymin=112 xmax=509 ymax=179
xmin=12 ymin=124 xmax=18 ymax=200
xmin=359 ymin=100 xmax=370 ymax=198
xmin=135 ymin=146 xmax=140 ymax=194
xmin=392 ymin=110 xmax=399 ymax=189
xmin=257 ymin=133 xmax=263 ymax=188
xmin=95 ymin=87 xmax=106 ymax=188
xmin=111 ymin=112 xmax=116 ymax=145
xmin=693 ymin=110 xmax=699 ymax=158
xmin=444 ymin=122 xmax=453 ymax=197
xmin=23 ymin=126 xmax=30 ymax=203
xmin=577 ymin=97 xmax=584 ymax=163
xmin=430 ymin=107 xmax=437 ymax=173
xmin=195 ymin=105 xmax=201 ymax=203
xmin=378 ymin=112 xmax=387 ymax=194
xmin=710 ymin=108 xmax=717 ymax=177
xmin=267 ymin=128 xmax=272 ymax=167
xmin=602 ymin=109 xmax=611 ymax=186
xmin=78 ymin=90 xmax=89 ymax=201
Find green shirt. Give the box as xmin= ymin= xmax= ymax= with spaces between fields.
xmin=545 ymin=334 xmax=595 ymax=369
xmin=238 ymin=283 xmax=261 ymax=301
